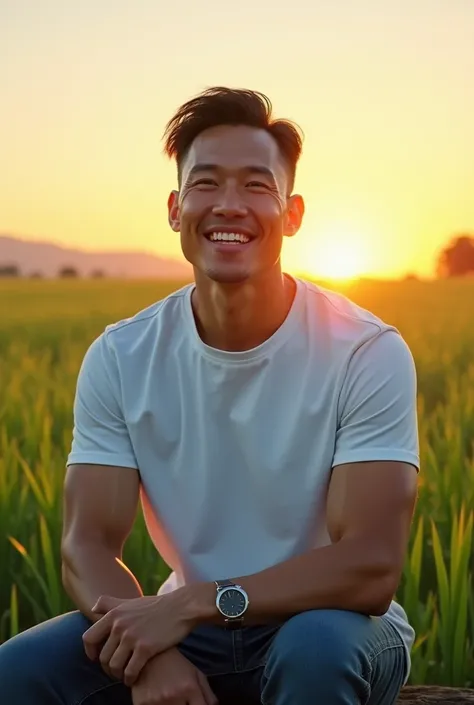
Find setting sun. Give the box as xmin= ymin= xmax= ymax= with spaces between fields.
xmin=314 ymin=231 xmax=370 ymax=281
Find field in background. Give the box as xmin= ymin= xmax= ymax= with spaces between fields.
xmin=1 ymin=276 xmax=474 ymax=685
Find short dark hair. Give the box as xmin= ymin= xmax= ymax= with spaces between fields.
xmin=163 ymin=87 xmax=303 ymax=191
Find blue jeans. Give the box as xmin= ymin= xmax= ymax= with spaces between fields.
xmin=0 ymin=608 xmax=407 ymax=704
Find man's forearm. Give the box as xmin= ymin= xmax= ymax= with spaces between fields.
xmin=190 ymin=537 xmax=397 ymax=625
xmin=62 ymin=543 xmax=143 ymax=622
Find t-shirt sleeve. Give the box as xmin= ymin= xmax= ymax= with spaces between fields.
xmin=66 ymin=333 xmax=138 ymax=469
xmin=332 ymin=329 xmax=420 ymax=470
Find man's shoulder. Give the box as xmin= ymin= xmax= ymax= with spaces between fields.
xmin=297 ymin=277 xmax=397 ymax=343
xmin=102 ymin=283 xmax=192 ymax=344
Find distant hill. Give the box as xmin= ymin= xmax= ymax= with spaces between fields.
xmin=0 ymin=234 xmax=192 ymax=279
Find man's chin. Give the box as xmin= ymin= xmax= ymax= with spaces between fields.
xmin=198 ymin=265 xmax=253 ymax=285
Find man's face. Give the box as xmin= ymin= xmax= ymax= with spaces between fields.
xmin=168 ymin=124 xmax=304 ymax=284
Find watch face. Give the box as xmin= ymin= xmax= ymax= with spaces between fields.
xmin=218 ymin=588 xmax=247 ymax=618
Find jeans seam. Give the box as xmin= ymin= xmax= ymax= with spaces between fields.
xmin=76 ymin=680 xmax=123 ymax=705
xmin=209 ymin=663 xmax=265 ymax=678
xmin=368 ymin=640 xmax=404 ymax=664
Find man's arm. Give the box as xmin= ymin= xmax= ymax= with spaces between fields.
xmin=61 ymin=463 xmax=143 ymax=622
xmin=62 ymin=333 xmax=143 ymax=622
xmin=189 ymin=330 xmax=420 ymax=622
xmin=192 ymin=461 xmax=417 ymax=621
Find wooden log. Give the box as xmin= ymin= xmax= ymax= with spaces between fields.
xmin=398 ymin=686 xmax=474 ymax=703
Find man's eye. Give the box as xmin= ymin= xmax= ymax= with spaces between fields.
xmin=247 ymin=181 xmax=270 ymax=189
xmin=193 ymin=179 xmax=217 ymax=187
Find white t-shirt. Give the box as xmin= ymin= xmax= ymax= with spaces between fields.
xmin=67 ymin=275 xmax=420 ymax=681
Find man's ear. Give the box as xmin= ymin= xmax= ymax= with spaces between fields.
xmin=284 ymin=194 xmax=305 ymax=238
xmin=168 ymin=190 xmax=181 ymax=232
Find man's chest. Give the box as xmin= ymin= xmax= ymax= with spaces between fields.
xmin=124 ymin=356 xmax=341 ymax=495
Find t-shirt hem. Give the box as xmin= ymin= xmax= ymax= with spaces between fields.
xmin=332 ymin=449 xmax=420 ymax=469
xmin=66 ymin=452 xmax=138 ymax=469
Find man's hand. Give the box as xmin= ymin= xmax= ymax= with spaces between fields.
xmin=82 ymin=592 xmax=198 ymax=685
xmin=131 ymin=647 xmax=218 ymax=705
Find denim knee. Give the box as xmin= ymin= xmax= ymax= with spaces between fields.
xmin=262 ymin=610 xmax=372 ymax=704
xmin=0 ymin=611 xmax=94 ymax=703
xmin=270 ymin=610 xmax=369 ymax=669
xmin=0 ymin=625 xmax=45 ymax=698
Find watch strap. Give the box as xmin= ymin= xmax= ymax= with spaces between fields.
xmin=215 ymin=579 xmax=235 ymax=589
xmin=224 ymin=616 xmax=244 ymax=629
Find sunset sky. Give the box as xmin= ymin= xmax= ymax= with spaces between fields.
xmin=2 ymin=0 xmax=473 ymax=280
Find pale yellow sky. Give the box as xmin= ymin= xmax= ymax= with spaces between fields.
xmin=2 ymin=0 xmax=473 ymax=279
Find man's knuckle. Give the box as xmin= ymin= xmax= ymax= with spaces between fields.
xmin=182 ymin=681 xmax=199 ymax=696
xmin=111 ymin=621 xmax=123 ymax=636
xmin=120 ymin=631 xmax=132 ymax=646
xmin=160 ymin=688 xmax=176 ymax=701
xmin=137 ymin=642 xmax=152 ymax=657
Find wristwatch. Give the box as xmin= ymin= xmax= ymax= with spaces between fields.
xmin=215 ymin=579 xmax=249 ymax=629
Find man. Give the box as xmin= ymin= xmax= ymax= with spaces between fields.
xmin=0 ymin=87 xmax=419 ymax=704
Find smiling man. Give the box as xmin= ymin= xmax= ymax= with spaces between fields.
xmin=0 ymin=87 xmax=419 ymax=705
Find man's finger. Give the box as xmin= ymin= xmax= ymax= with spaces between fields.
xmin=92 ymin=595 xmax=121 ymax=613
xmin=188 ymin=691 xmax=208 ymax=705
xmin=123 ymin=646 xmax=153 ymax=687
xmin=197 ymin=671 xmax=219 ymax=705
xmin=108 ymin=638 xmax=133 ymax=681
xmin=98 ymin=631 xmax=122 ymax=673
xmin=82 ymin=615 xmax=112 ymax=660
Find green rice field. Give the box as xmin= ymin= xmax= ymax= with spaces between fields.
xmin=1 ymin=276 xmax=474 ymax=686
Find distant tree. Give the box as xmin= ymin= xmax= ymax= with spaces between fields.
xmin=404 ymin=273 xmax=419 ymax=281
xmin=437 ymin=234 xmax=474 ymax=278
xmin=29 ymin=271 xmax=43 ymax=279
xmin=58 ymin=266 xmax=79 ymax=278
xmin=0 ymin=263 xmax=20 ymax=277
xmin=90 ymin=268 xmax=105 ymax=278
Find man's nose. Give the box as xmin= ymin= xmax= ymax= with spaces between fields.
xmin=212 ymin=186 xmax=248 ymax=218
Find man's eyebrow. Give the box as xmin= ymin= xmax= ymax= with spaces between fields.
xmin=244 ymin=165 xmax=276 ymax=180
xmin=187 ymin=163 xmax=276 ymax=179
xmin=187 ymin=163 xmax=218 ymax=176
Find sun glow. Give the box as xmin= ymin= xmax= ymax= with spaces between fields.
xmin=314 ymin=231 xmax=371 ymax=281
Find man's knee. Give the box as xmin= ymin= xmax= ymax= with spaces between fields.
xmin=262 ymin=609 xmax=373 ymax=704
xmin=268 ymin=610 xmax=369 ymax=673
xmin=0 ymin=611 xmax=91 ymax=699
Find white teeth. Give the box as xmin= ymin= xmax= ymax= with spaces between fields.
xmin=208 ymin=231 xmax=250 ymax=244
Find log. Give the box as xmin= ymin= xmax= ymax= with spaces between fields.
xmin=398 ymin=686 xmax=474 ymax=703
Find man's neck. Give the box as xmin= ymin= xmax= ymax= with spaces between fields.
xmin=191 ymin=270 xmax=296 ymax=352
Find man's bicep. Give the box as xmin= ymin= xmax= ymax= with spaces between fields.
xmin=333 ymin=330 xmax=420 ymax=470
xmin=326 ymin=461 xmax=418 ymax=547
xmin=67 ymin=334 xmax=138 ymax=470
xmin=62 ymin=463 xmax=140 ymax=554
